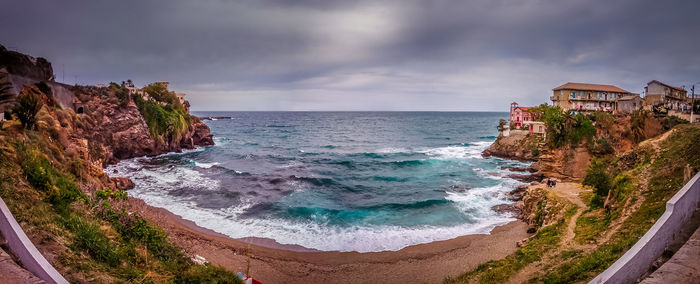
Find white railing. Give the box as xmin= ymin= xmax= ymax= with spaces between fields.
xmin=591 ymin=172 xmax=700 ymax=283
xmin=0 ymin=198 xmax=68 ymax=284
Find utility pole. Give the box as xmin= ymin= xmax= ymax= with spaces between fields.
xmin=692 ymin=85 xmax=695 ymax=123
xmin=62 ymin=64 xmax=64 ymax=83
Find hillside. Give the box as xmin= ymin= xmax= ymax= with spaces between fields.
xmin=0 ymin=47 xmax=240 ymax=282
xmin=459 ymin=119 xmax=700 ymax=282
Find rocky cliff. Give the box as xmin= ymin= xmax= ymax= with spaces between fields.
xmin=482 ymin=130 xmax=543 ymax=161
xmin=0 ymin=46 xmax=229 ymax=282
xmin=70 ymin=85 xmax=213 ymax=165
xmin=0 ymin=45 xmax=53 ymax=82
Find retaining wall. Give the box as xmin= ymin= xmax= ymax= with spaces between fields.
xmin=0 ymin=197 xmax=68 ymax=284
xmin=591 ymin=172 xmax=700 ymax=284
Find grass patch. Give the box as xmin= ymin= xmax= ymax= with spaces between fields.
xmin=175 ymin=264 xmax=245 ymax=284
xmin=536 ymin=125 xmax=700 ymax=283
xmin=573 ymin=211 xmax=610 ymax=245
xmin=445 ymin=204 xmax=577 ymax=284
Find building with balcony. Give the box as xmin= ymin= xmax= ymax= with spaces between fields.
xmin=510 ymin=102 xmax=534 ymax=128
xmin=550 ymin=82 xmax=630 ymax=113
xmin=644 ymin=80 xmax=688 ymax=111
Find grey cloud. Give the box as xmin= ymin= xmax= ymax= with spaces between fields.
xmin=1 ymin=0 xmax=699 ymax=111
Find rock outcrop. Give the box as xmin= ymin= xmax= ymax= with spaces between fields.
xmin=0 ymin=45 xmax=53 ymax=82
xmin=530 ymin=145 xmax=591 ymax=182
xmin=70 ymin=85 xmax=214 ymax=165
xmin=482 ymin=131 xmax=542 ymax=161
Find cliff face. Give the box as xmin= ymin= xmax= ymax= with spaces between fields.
xmin=0 ymin=44 xmax=54 ymax=82
xmin=1 ymin=46 xmax=214 ymax=166
xmin=0 ymin=47 xmax=222 ymax=282
xmin=530 ymin=145 xmax=591 ymax=181
xmin=482 ymin=131 xmax=542 ymax=161
xmin=71 ymin=86 xmax=213 ymax=165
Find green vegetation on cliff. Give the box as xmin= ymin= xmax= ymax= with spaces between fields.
xmin=0 ymin=87 xmax=241 ymax=283
xmin=454 ymin=124 xmax=700 ymax=283
xmin=133 ymin=83 xmax=191 ymax=145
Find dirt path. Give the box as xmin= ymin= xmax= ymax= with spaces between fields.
xmin=507 ymin=182 xmax=588 ymax=284
xmin=598 ymin=129 xmax=674 ymax=245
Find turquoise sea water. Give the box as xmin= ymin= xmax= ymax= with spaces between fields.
xmin=106 ymin=112 xmax=529 ymax=252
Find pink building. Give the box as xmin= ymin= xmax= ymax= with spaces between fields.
xmin=510 ymin=102 xmax=533 ymax=128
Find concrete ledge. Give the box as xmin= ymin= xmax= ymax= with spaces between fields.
xmin=591 ymin=172 xmax=700 ymax=284
xmin=0 ymin=197 xmax=68 ymax=284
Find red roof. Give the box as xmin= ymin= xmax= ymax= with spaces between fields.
xmin=553 ymin=82 xmax=630 ymax=93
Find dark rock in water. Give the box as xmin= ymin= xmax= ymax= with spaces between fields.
xmin=527 ymin=227 xmax=537 ymax=234
xmin=447 ymin=185 xmax=472 ymax=193
xmin=491 ymin=203 xmax=521 ymax=217
xmin=506 ymin=173 xmax=543 ymax=183
xmin=500 ymin=166 xmax=529 ymax=172
xmin=111 ymin=177 xmax=135 ymax=190
xmin=199 ymin=116 xmax=232 ymax=120
xmin=506 ymin=185 xmax=529 ymax=201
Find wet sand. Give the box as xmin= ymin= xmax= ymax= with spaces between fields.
xmin=125 ymin=198 xmax=530 ymax=284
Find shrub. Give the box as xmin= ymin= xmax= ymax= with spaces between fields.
xmin=590 ymin=137 xmax=614 ymax=155
xmin=588 ymin=111 xmax=614 ymax=136
xmin=532 ymin=105 xmax=595 ymax=148
xmin=143 ymin=83 xmax=183 ymax=109
xmin=21 ymin=148 xmax=83 ymax=214
xmin=535 ymin=104 xmax=566 ymax=147
xmin=630 ymin=110 xmax=648 ymax=143
xmin=12 ymin=91 xmax=43 ymax=130
xmin=133 ymin=94 xmax=190 ymax=144
xmin=64 ymin=215 xmax=122 ymax=267
xmin=583 ymin=158 xmax=611 ymax=208
xmin=175 ymin=264 xmax=244 ymax=284
xmin=568 ymin=113 xmax=596 ymax=145
xmin=662 ymin=115 xmax=688 ymax=130
xmin=110 ymin=82 xmax=130 ymax=107
xmin=497 ymin=119 xmax=507 ymax=132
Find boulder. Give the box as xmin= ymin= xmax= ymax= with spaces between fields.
xmin=111 ymin=177 xmax=135 ymax=190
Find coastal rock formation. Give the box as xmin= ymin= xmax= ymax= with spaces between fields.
xmin=68 ymin=85 xmax=214 ymax=165
xmin=0 ymin=45 xmax=53 ymax=82
xmin=519 ymin=187 xmax=569 ymax=229
xmin=530 ymin=145 xmax=591 ymax=182
xmin=482 ymin=131 xmax=542 ymax=161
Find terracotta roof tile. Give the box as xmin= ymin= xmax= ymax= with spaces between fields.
xmin=553 ymin=82 xmax=630 ymax=93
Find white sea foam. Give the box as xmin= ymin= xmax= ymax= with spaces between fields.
xmin=106 ymin=159 xmax=220 ymax=192
xmin=417 ymin=142 xmax=489 ymax=159
xmin=376 ymin=147 xmax=410 ymax=154
xmin=105 ymin=138 xmax=530 ymax=252
xmin=195 ymin=161 xmax=219 ymax=169
xmin=126 ymin=188 xmax=514 ymax=252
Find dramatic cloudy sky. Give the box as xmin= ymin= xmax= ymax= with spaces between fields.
xmin=2 ymin=0 xmax=700 ymax=111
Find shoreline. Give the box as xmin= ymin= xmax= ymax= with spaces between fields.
xmin=124 ymin=197 xmax=531 ymax=283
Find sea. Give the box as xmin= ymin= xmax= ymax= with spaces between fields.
xmin=105 ymin=112 xmax=530 ymax=252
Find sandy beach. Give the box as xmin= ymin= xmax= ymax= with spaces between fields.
xmin=124 ymin=198 xmax=530 ymax=284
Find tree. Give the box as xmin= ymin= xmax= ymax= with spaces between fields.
xmin=12 ymin=91 xmax=43 ymax=130
xmin=110 ymin=82 xmax=130 ymax=107
xmin=497 ymin=119 xmax=507 ymax=132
